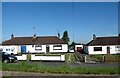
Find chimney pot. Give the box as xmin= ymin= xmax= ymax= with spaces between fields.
xmin=33 ymin=34 xmax=36 ymax=39
xmin=11 ymin=34 xmax=14 ymax=39
xmin=93 ymin=34 xmax=96 ymax=40
xmin=58 ymin=33 xmax=60 ymax=39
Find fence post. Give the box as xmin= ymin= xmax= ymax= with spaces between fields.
xmin=102 ymin=55 xmax=105 ymax=63
xmin=84 ymin=55 xmax=87 ymax=63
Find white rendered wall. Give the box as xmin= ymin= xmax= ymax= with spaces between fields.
xmin=49 ymin=44 xmax=68 ymax=53
xmin=31 ymin=54 xmax=65 ymax=61
xmin=88 ymin=46 xmax=107 ymax=54
xmin=26 ymin=45 xmax=46 ymax=53
xmin=0 ymin=45 xmax=18 ymax=54
xmin=15 ymin=54 xmax=27 ymax=60
xmin=88 ymin=45 xmax=119 ymax=54
xmin=110 ymin=45 xmax=120 ymax=54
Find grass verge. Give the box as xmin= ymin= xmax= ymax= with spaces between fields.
xmin=2 ymin=61 xmax=119 ymax=74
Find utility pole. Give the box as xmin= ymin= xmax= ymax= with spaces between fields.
xmin=33 ymin=26 xmax=35 ymax=35
xmin=73 ymin=32 xmax=74 ymax=42
xmin=72 ymin=0 xmax=74 ymax=25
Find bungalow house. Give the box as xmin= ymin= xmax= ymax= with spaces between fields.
xmin=1 ymin=34 xmax=68 ymax=54
xmin=85 ymin=35 xmax=120 ymax=54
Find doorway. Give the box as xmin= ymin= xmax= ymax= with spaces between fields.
xmin=46 ymin=45 xmax=49 ymax=53
xmin=107 ymin=47 xmax=110 ymax=54
xmin=21 ymin=46 xmax=26 ymax=54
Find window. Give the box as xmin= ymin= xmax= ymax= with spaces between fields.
xmin=6 ymin=49 xmax=8 ymax=51
xmin=11 ymin=49 xmax=14 ymax=52
xmin=35 ymin=45 xmax=42 ymax=50
xmin=53 ymin=45 xmax=62 ymax=50
xmin=115 ymin=45 xmax=120 ymax=51
xmin=94 ymin=47 xmax=102 ymax=51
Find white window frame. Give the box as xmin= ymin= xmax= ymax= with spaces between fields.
xmin=53 ymin=45 xmax=62 ymax=50
xmin=115 ymin=45 xmax=120 ymax=51
xmin=35 ymin=45 xmax=42 ymax=50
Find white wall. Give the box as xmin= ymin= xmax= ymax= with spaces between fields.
xmin=49 ymin=44 xmax=68 ymax=53
xmin=87 ymin=45 xmax=119 ymax=54
xmin=15 ymin=54 xmax=27 ymax=60
xmin=110 ymin=45 xmax=120 ymax=54
xmin=26 ymin=45 xmax=46 ymax=53
xmin=0 ymin=45 xmax=18 ymax=54
xmin=31 ymin=54 xmax=65 ymax=61
xmin=88 ymin=46 xmax=107 ymax=54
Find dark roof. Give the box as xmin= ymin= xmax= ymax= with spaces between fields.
xmin=2 ymin=36 xmax=66 ymax=45
xmin=86 ymin=36 xmax=120 ymax=46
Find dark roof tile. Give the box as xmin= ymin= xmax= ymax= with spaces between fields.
xmin=2 ymin=36 xmax=66 ymax=45
xmin=86 ymin=36 xmax=120 ymax=46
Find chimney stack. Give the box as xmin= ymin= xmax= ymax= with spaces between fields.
xmin=33 ymin=34 xmax=36 ymax=39
xmin=58 ymin=32 xmax=60 ymax=39
xmin=11 ymin=34 xmax=14 ymax=39
xmin=93 ymin=34 xmax=96 ymax=40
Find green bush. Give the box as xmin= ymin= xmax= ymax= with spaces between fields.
xmin=90 ymin=55 xmax=103 ymax=61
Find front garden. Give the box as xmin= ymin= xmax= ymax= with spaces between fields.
xmin=1 ymin=53 xmax=120 ymax=74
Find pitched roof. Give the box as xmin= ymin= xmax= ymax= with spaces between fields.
xmin=2 ymin=36 xmax=66 ymax=45
xmin=86 ymin=36 xmax=120 ymax=46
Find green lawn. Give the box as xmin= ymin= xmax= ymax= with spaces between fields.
xmin=89 ymin=54 xmax=120 ymax=62
xmin=65 ymin=53 xmax=75 ymax=63
xmin=1 ymin=61 xmax=119 ymax=74
xmin=105 ymin=54 xmax=120 ymax=62
xmin=1 ymin=54 xmax=119 ymax=74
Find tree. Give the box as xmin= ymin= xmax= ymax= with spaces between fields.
xmin=62 ymin=31 xmax=69 ymax=44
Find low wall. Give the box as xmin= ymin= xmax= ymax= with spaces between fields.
xmin=15 ymin=54 xmax=65 ymax=61
xmin=31 ymin=55 xmax=65 ymax=61
xmin=15 ymin=55 xmax=27 ymax=60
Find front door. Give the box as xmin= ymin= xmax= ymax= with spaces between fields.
xmin=21 ymin=46 xmax=26 ymax=54
xmin=46 ymin=45 xmax=49 ymax=53
xmin=107 ymin=47 xmax=110 ymax=54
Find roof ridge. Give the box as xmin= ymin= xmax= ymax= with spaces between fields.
xmin=2 ymin=36 xmax=66 ymax=45
xmin=97 ymin=36 xmax=118 ymax=38
xmin=13 ymin=36 xmax=58 ymax=38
